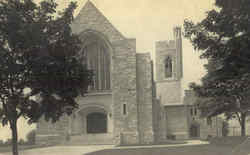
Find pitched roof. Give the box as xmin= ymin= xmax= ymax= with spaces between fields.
xmin=71 ymin=1 xmax=125 ymax=42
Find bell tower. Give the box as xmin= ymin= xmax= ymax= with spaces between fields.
xmin=155 ymin=26 xmax=183 ymax=105
xmin=154 ymin=27 xmax=188 ymax=139
xmin=155 ymin=27 xmax=183 ymax=82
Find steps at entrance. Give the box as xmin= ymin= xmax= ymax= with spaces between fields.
xmin=65 ymin=133 xmax=114 ymax=145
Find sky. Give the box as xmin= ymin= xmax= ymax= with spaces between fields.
xmin=0 ymin=0 xmax=215 ymax=141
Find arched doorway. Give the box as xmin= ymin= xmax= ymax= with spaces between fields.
xmin=87 ymin=112 xmax=107 ymax=134
xmin=190 ymin=123 xmax=200 ymax=138
xmin=70 ymin=105 xmax=114 ymax=144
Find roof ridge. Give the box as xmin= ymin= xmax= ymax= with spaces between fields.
xmin=73 ymin=0 xmax=125 ymax=40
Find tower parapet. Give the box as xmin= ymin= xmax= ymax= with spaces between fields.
xmin=155 ymin=27 xmax=183 ymax=82
xmin=173 ymin=26 xmax=182 ymax=40
xmin=156 ymin=40 xmax=176 ymax=50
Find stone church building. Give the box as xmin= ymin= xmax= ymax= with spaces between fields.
xmin=36 ymin=1 xmax=221 ymax=145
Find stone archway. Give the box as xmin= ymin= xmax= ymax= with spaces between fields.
xmin=68 ymin=104 xmax=114 ymax=144
xmin=87 ymin=112 xmax=107 ymax=134
xmin=70 ymin=104 xmax=113 ymax=135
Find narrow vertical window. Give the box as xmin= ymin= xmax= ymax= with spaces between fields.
xmin=190 ymin=108 xmax=193 ymax=116
xmin=123 ymin=104 xmax=127 ymax=115
xmin=207 ymin=118 xmax=212 ymax=126
xmin=194 ymin=108 xmax=197 ymax=116
xmin=165 ymin=56 xmax=172 ymax=78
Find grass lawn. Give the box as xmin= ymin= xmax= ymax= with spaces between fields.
xmin=86 ymin=144 xmax=247 ymax=155
xmin=0 ymin=144 xmax=53 ymax=153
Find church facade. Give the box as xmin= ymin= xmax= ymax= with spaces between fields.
xmin=36 ymin=1 xmax=220 ymax=145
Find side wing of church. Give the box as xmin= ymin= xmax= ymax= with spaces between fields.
xmin=36 ymin=1 xmax=221 ymax=145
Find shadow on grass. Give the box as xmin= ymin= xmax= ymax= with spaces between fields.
xmin=85 ymin=137 xmax=250 ymax=155
xmin=85 ymin=144 xmax=239 ymax=155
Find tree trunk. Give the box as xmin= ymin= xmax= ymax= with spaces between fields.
xmin=241 ymin=112 xmax=246 ymax=137
xmin=10 ymin=119 xmax=18 ymax=155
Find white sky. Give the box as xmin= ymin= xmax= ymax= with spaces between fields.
xmin=0 ymin=0 xmax=215 ymax=141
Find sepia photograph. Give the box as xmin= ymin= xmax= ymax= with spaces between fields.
xmin=0 ymin=0 xmax=249 ymax=154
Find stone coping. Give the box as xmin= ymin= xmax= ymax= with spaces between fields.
xmin=155 ymin=79 xmax=180 ymax=83
xmin=172 ymin=132 xmax=188 ymax=134
xmin=82 ymin=91 xmax=112 ymax=97
xmin=163 ymin=103 xmax=184 ymax=106
xmin=70 ymin=133 xmax=113 ymax=136
xmin=36 ymin=134 xmax=61 ymax=137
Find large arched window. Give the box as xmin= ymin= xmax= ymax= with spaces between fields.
xmin=81 ymin=33 xmax=111 ymax=91
xmin=164 ymin=56 xmax=172 ymax=78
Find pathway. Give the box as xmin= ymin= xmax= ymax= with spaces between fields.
xmin=0 ymin=140 xmax=209 ymax=155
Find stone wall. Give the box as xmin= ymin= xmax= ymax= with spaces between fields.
xmin=165 ymin=106 xmax=189 ymax=139
xmin=36 ymin=115 xmax=69 ymax=135
xmin=71 ymin=1 xmax=124 ymax=42
xmin=75 ymin=94 xmax=112 ymax=113
xmin=184 ymin=90 xmax=223 ymax=139
xmin=112 ymin=38 xmax=139 ymax=145
xmin=156 ymin=81 xmax=182 ymax=105
xmin=199 ymin=117 xmax=223 ymax=139
xmin=152 ymin=99 xmax=167 ymax=142
xmin=36 ymin=114 xmax=69 ymax=144
xmin=136 ymin=53 xmax=154 ymax=144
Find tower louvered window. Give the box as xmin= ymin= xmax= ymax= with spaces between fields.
xmin=164 ymin=56 xmax=172 ymax=78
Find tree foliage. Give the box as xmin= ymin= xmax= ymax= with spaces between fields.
xmin=0 ymin=0 xmax=93 ymax=154
xmin=184 ymin=0 xmax=250 ymax=136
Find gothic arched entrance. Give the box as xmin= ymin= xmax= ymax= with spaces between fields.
xmin=87 ymin=112 xmax=107 ymax=134
xmin=69 ymin=104 xmax=114 ymax=144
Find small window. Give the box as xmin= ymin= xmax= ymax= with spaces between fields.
xmin=194 ymin=108 xmax=197 ymax=116
xmin=190 ymin=108 xmax=193 ymax=116
xmin=207 ymin=118 xmax=212 ymax=126
xmin=123 ymin=104 xmax=127 ymax=115
xmin=164 ymin=56 xmax=172 ymax=78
